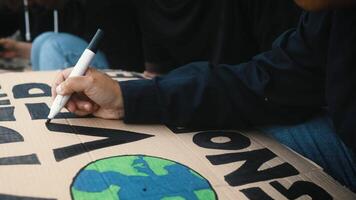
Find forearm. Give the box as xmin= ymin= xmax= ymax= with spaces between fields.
xmin=119 ymin=11 xmax=331 ymax=128
xmin=119 ymin=61 xmax=315 ymax=129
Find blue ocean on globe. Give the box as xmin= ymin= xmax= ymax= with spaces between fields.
xmin=71 ymin=155 xmax=217 ymax=200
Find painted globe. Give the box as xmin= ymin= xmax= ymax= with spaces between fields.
xmin=71 ymin=155 xmax=217 ymax=200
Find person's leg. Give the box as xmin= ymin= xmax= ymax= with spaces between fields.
xmin=31 ymin=32 xmax=109 ymax=71
xmin=31 ymin=32 xmax=56 ymax=71
xmin=259 ymin=114 xmax=356 ymax=191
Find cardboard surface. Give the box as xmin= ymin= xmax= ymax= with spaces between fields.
xmin=0 ymin=71 xmax=355 ymax=200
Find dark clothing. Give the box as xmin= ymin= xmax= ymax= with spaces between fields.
xmin=0 ymin=0 xmax=300 ymax=72
xmin=14 ymin=1 xmax=86 ymax=42
xmin=326 ymin=8 xmax=356 ymax=153
xmin=83 ymin=0 xmax=144 ymax=71
xmin=120 ymin=8 xmax=356 ymax=153
xmin=0 ymin=0 xmax=144 ymax=71
xmin=0 ymin=1 xmax=86 ymax=41
xmin=0 ymin=7 xmax=20 ymax=37
xmin=133 ymin=0 xmax=301 ymax=73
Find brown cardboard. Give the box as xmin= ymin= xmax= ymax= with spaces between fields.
xmin=0 ymin=71 xmax=355 ymax=200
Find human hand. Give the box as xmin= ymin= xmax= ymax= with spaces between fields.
xmin=52 ymin=67 xmax=124 ymax=119
xmin=0 ymin=38 xmax=31 ymax=59
xmin=143 ymin=70 xmax=161 ymax=79
xmin=294 ymin=0 xmax=355 ymax=11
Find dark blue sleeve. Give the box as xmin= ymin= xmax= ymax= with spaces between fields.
xmin=119 ymin=11 xmax=331 ymax=129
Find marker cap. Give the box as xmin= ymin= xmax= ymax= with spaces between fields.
xmin=87 ymin=29 xmax=104 ymax=53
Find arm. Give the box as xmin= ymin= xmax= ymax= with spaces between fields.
xmin=120 ymin=12 xmax=332 ymax=128
xmin=54 ymin=11 xmax=331 ymax=130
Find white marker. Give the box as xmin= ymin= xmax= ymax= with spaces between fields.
xmin=47 ymin=29 xmax=104 ymax=121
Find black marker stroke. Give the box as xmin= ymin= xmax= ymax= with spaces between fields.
xmin=270 ymin=181 xmax=332 ymax=200
xmin=13 ymin=83 xmax=51 ymax=99
xmin=240 ymin=187 xmax=273 ymax=200
xmin=46 ymin=122 xmax=154 ymax=162
xmin=0 ymin=99 xmax=10 ymax=105
xmin=25 ymin=103 xmax=80 ymax=120
xmin=0 ymin=154 xmax=40 ymax=165
xmin=0 ymin=126 xmax=24 ymax=144
xmin=193 ymin=131 xmax=251 ymax=150
xmin=207 ymin=148 xmax=299 ymax=186
xmin=0 ymin=107 xmax=16 ymax=121
xmin=0 ymin=194 xmax=56 ymax=200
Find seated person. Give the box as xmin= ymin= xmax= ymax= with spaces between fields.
xmin=29 ymin=0 xmax=301 ymax=75
xmin=0 ymin=0 xmax=109 ymax=70
xmin=52 ymin=0 xmax=356 ymax=191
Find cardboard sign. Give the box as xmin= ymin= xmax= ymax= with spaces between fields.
xmin=0 ymin=71 xmax=355 ymax=200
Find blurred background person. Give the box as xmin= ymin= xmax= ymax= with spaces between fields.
xmin=28 ymin=0 xmax=301 ymax=75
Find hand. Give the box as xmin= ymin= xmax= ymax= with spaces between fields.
xmin=294 ymin=0 xmax=353 ymax=11
xmin=143 ymin=70 xmax=161 ymax=79
xmin=0 ymin=38 xmax=31 ymax=59
xmin=52 ymin=67 xmax=125 ymax=119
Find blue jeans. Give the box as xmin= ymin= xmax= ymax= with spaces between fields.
xmin=260 ymin=114 xmax=356 ymax=191
xmin=31 ymin=32 xmax=109 ymax=71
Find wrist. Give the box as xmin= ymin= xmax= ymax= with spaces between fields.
xmin=112 ymin=81 xmax=125 ymax=119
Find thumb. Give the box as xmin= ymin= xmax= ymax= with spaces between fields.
xmin=56 ymin=76 xmax=94 ymax=96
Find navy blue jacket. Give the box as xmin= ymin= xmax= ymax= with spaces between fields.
xmin=120 ymin=8 xmax=356 ymax=152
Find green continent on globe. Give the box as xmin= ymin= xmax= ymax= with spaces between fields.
xmin=143 ymin=156 xmax=175 ymax=175
xmin=71 ymin=155 xmax=217 ymax=200
xmin=85 ymin=155 xmax=148 ymax=177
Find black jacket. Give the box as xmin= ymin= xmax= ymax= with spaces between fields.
xmin=132 ymin=0 xmax=301 ymax=73
xmin=120 ymin=8 xmax=356 ymax=152
xmin=0 ymin=7 xmax=20 ymax=37
xmin=0 ymin=0 xmax=301 ymax=72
